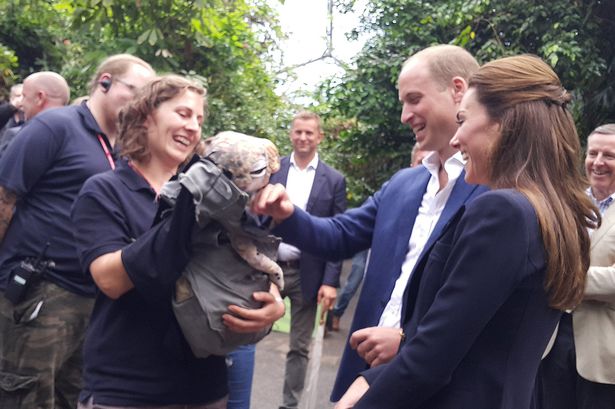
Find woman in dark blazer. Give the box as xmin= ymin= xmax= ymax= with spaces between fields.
xmin=335 ymin=55 xmax=599 ymax=409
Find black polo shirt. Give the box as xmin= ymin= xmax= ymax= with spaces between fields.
xmin=0 ymin=102 xmax=113 ymax=296
xmin=71 ymin=159 xmax=227 ymax=406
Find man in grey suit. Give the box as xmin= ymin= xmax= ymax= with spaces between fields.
xmin=269 ymin=110 xmax=347 ymax=409
xmin=537 ymin=123 xmax=615 ymax=409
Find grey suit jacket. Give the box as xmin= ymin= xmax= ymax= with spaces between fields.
xmin=574 ymin=203 xmax=615 ymax=383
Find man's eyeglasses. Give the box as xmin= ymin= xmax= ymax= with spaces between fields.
xmin=114 ymin=78 xmax=137 ymax=93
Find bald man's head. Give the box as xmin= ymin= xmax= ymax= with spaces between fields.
xmin=22 ymin=71 xmax=70 ymax=120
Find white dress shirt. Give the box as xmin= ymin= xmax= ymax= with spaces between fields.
xmin=277 ymin=153 xmax=319 ymax=261
xmin=378 ymin=151 xmax=466 ymax=328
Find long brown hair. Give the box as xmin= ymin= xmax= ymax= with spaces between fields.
xmin=470 ymin=54 xmax=599 ymax=310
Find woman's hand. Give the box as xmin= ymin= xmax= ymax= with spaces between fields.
xmin=222 ymin=284 xmax=285 ymax=333
xmin=334 ymin=376 xmax=369 ymax=409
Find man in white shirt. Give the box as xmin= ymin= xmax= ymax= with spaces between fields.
xmin=252 ymin=45 xmax=486 ymax=402
xmin=269 ymin=111 xmax=347 ymax=409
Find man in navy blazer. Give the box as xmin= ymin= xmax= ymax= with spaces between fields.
xmin=270 ymin=110 xmax=347 ymax=409
xmin=252 ymin=45 xmax=487 ymax=403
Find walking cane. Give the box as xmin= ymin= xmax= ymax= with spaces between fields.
xmin=299 ymin=304 xmax=326 ymax=409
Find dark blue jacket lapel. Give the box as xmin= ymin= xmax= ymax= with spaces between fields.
xmin=306 ymin=159 xmax=326 ymax=213
xmin=271 ymin=156 xmax=290 ymax=186
xmin=400 ymin=173 xmax=487 ymax=323
xmin=420 ymin=172 xmax=480 ymax=258
xmin=390 ymin=170 xmax=431 ymax=276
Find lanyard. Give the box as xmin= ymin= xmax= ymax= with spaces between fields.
xmin=127 ymin=160 xmax=158 ymax=195
xmin=97 ymin=134 xmax=115 ymax=170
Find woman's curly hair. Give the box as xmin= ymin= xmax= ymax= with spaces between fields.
xmin=117 ymin=74 xmax=206 ymax=163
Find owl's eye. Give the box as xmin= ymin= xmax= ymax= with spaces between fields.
xmin=250 ymin=167 xmax=267 ymax=177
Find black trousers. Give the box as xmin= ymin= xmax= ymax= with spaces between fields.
xmin=534 ymin=313 xmax=615 ymax=409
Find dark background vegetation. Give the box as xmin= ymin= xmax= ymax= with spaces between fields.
xmin=1 ymin=0 xmax=613 ymax=205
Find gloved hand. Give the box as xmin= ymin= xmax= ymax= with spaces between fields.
xmin=178 ymin=158 xmax=248 ymax=224
xmin=121 ymin=156 xmax=249 ymax=302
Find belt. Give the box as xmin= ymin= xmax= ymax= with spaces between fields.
xmin=278 ymin=259 xmax=300 ymax=269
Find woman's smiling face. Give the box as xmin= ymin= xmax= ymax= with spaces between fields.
xmin=145 ymin=89 xmax=204 ymax=169
xmin=450 ymin=88 xmax=501 ymax=186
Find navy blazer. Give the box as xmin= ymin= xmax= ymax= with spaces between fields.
xmin=355 ymin=190 xmax=561 ymax=409
xmin=272 ymin=164 xmax=487 ymax=400
xmin=269 ymin=155 xmax=347 ymax=300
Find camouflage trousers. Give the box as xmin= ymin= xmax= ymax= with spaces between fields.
xmin=0 ymin=280 xmax=94 ymax=409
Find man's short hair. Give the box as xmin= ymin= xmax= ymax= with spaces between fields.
xmin=589 ymin=123 xmax=615 ymax=138
xmin=291 ymin=110 xmax=323 ymax=134
xmin=88 ymin=54 xmax=153 ymax=94
xmin=402 ymin=45 xmax=479 ymax=90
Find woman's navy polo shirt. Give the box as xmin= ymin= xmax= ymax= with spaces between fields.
xmin=71 ymin=158 xmax=227 ymax=406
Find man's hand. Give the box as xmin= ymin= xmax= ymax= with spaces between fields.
xmin=334 ymin=376 xmax=369 ymax=409
xmin=317 ymin=284 xmax=337 ymax=324
xmin=250 ymin=183 xmax=294 ymax=223
xmin=0 ymin=186 xmax=17 ymax=244
xmin=223 ymin=285 xmax=285 ymax=333
xmin=350 ymin=326 xmax=402 ymax=367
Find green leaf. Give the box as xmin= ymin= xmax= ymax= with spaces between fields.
xmin=148 ymin=28 xmax=157 ymax=46
xmin=137 ymin=29 xmax=150 ymax=45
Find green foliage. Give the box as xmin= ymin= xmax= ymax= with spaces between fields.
xmin=68 ymin=0 xmax=291 ymax=144
xmin=321 ymin=0 xmax=615 ymax=205
xmin=0 ymin=43 xmax=18 ymax=99
xmin=0 ymin=1 xmax=71 ymax=79
xmin=1 ymin=0 xmax=613 ymax=206
xmin=0 ymin=0 xmax=290 ymax=146
xmin=462 ymin=0 xmax=615 ymax=138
